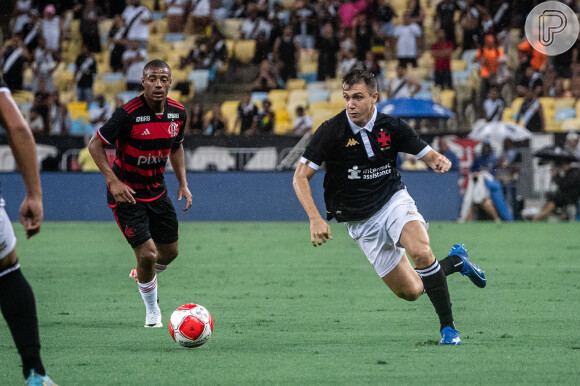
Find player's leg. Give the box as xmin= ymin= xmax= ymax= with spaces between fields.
xmin=132 ymin=240 xmax=162 ymax=327
xmin=380 ymin=254 xmax=424 ymax=301
xmin=0 ymin=207 xmax=54 ymax=383
xmin=399 ymin=221 xmax=459 ymax=344
xmin=149 ymin=192 xmax=180 ymax=275
xmin=112 ymin=202 xmax=162 ymax=327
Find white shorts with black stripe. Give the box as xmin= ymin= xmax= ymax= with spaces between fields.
xmin=0 ymin=197 xmax=17 ymax=260
xmin=345 ymin=189 xmax=427 ymax=278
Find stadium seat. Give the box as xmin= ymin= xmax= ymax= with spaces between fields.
xmin=70 ymin=120 xmax=86 ymax=136
xmin=306 ymin=81 xmax=327 ymax=92
xmin=251 ymin=92 xmax=269 ymax=104
xmin=440 ymin=90 xmax=455 ymax=110
xmin=288 ymin=89 xmax=309 ymax=106
xmin=452 ymin=70 xmax=471 ymax=85
xmin=164 ymin=32 xmax=185 ymax=42
xmin=502 ymin=107 xmax=515 ymax=123
xmin=461 ymin=49 xmax=478 ymax=64
xmin=309 ymin=101 xmax=331 ymax=112
xmin=222 ymin=19 xmax=243 ymax=39
xmin=555 ymin=108 xmax=576 ymax=121
xmin=413 ymin=90 xmax=433 ymax=100
xmin=326 ymin=78 xmax=342 ymax=91
xmin=225 ymin=39 xmax=236 ymax=59
xmin=451 ymin=60 xmax=468 ymax=72
xmin=297 ymin=72 xmax=317 ymax=83
xmin=188 ymin=70 xmax=210 ymax=92
xmin=308 ymin=89 xmax=330 ymax=103
xmin=234 ymin=40 xmax=256 ymax=64
xmin=286 ymin=78 xmax=306 ymax=90
xmin=555 ymin=97 xmax=575 ymax=110
xmin=329 ymin=89 xmax=343 ymax=103
xmin=511 ymin=97 xmax=524 ymax=112
xmin=561 ymin=118 xmax=580 ymax=132
xmin=268 ymin=89 xmax=289 ymax=105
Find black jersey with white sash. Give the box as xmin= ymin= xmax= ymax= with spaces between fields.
xmin=302 ymin=110 xmax=428 ymax=222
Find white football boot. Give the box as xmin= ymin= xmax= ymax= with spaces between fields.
xmin=145 ymin=306 xmax=163 ymax=328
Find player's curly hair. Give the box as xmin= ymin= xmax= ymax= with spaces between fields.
xmin=342 ymin=65 xmax=377 ymax=94
xmin=143 ymin=59 xmax=171 ymax=74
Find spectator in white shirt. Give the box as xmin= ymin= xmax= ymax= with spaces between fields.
xmin=386 ymin=64 xmax=421 ymax=99
xmin=392 ymin=11 xmax=421 ymax=67
xmin=122 ymin=0 xmax=152 ymax=48
xmin=89 ymin=95 xmax=112 ymax=136
xmin=122 ymin=40 xmax=147 ymax=91
xmin=483 ymin=85 xmax=504 ymax=122
xmin=241 ymin=6 xmax=271 ymax=40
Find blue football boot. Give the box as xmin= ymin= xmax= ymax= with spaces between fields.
xmin=439 ymin=326 xmax=461 ymax=345
xmin=448 ymin=244 xmax=486 ymax=288
xmin=25 ymin=369 xmax=57 ymax=386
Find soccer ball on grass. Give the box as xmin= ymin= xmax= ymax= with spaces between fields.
xmin=169 ymin=304 xmax=214 ymax=348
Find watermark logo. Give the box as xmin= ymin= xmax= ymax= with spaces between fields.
xmin=525 ymin=1 xmax=579 ymax=56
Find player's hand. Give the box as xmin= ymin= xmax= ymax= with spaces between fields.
xmin=430 ymin=153 xmax=451 ymax=173
xmin=20 ymin=195 xmax=43 ymax=239
xmin=310 ymin=217 xmax=332 ymax=247
xmin=177 ymin=185 xmax=193 ymax=211
xmin=109 ymin=180 xmax=136 ymax=204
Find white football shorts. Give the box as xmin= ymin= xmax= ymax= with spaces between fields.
xmin=345 ymin=189 xmax=427 ymax=278
xmin=0 ymin=197 xmax=17 ymax=260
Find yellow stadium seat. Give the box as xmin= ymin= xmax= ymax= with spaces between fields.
xmin=451 ymin=60 xmax=467 ymax=72
xmin=225 ymin=39 xmax=236 ymax=59
xmin=286 ymin=78 xmax=306 ymax=91
xmin=309 ymin=101 xmax=332 ymax=112
xmin=561 ymin=118 xmax=580 ymax=132
xmin=440 ymin=90 xmax=455 ymax=110
xmin=555 ymin=97 xmax=575 ymax=110
xmin=502 ymin=107 xmax=514 ymax=123
xmin=511 ymin=97 xmax=524 ymax=112
xmin=330 ymin=89 xmax=343 ymax=103
xmin=326 ymin=78 xmax=342 ymax=91
xmin=221 ymin=100 xmax=239 ymax=133
xmin=288 ymin=89 xmax=309 ymax=106
xmin=222 ymin=19 xmax=243 ymax=39
xmin=235 ymin=40 xmax=256 ymax=64
xmin=539 ymin=97 xmax=555 ymax=110
xmin=268 ymin=89 xmax=289 ymax=105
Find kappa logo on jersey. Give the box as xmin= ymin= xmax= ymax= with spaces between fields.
xmin=168 ymin=122 xmax=179 ymax=137
xmin=348 ymin=165 xmax=361 ymax=179
xmin=167 ymin=113 xmax=179 ymax=119
xmin=141 ymin=128 xmax=151 ymax=136
xmin=137 ymin=153 xmax=168 ymax=165
xmin=346 ymin=138 xmax=360 ymax=147
xmin=136 ymin=116 xmax=150 ymax=123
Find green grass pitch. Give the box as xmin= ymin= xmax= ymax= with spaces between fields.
xmin=1 ymin=222 xmax=579 ymax=385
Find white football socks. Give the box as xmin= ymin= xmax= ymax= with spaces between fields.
xmin=138 ymin=275 xmax=158 ymax=313
xmin=155 ymin=263 xmax=168 ymax=275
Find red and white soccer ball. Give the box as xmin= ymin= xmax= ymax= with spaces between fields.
xmin=169 ymin=304 xmax=214 ymax=348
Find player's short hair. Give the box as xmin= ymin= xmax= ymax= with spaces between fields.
xmin=143 ymin=60 xmax=171 ymax=75
xmin=342 ymin=65 xmax=377 ymax=95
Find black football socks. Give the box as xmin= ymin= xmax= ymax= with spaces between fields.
xmin=0 ymin=268 xmax=46 ymax=378
xmin=416 ymin=260 xmax=454 ymax=331
xmin=438 ymin=254 xmax=464 ymax=276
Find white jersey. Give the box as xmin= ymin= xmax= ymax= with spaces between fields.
xmin=122 ymin=5 xmax=151 ymax=41
xmin=41 ymin=16 xmax=60 ymax=51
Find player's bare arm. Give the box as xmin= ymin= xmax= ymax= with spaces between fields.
xmin=169 ymin=144 xmax=192 ymax=211
xmin=88 ymin=135 xmax=136 ymax=204
xmin=0 ymin=92 xmax=43 ymax=238
xmin=420 ymin=149 xmax=451 ymax=174
xmin=293 ymin=162 xmax=332 ymax=247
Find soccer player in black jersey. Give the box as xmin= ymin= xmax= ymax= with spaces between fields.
xmin=293 ymin=66 xmax=486 ymax=344
xmin=89 ymin=60 xmax=192 ymax=328
xmin=0 ymin=76 xmax=57 ymax=384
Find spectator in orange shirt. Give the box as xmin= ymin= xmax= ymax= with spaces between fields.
xmin=474 ymin=34 xmax=504 ymax=112
xmin=518 ymin=40 xmax=548 ymax=72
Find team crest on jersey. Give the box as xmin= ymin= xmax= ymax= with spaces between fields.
xmin=377 ymin=129 xmax=391 ymax=150
xmin=346 ymin=138 xmax=359 ymax=147
xmin=168 ymin=122 xmax=179 ymax=137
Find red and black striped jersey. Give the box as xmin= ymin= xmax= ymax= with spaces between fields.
xmin=97 ymin=95 xmax=186 ymax=200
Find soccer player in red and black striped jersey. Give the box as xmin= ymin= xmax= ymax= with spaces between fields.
xmin=89 ymin=60 xmax=192 ymax=328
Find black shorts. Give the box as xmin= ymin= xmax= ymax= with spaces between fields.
xmin=109 ymin=191 xmax=179 ymax=248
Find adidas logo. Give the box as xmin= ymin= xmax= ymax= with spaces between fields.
xmin=346 ymin=138 xmax=359 ymax=147
xmin=141 ymin=129 xmax=151 ymax=136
